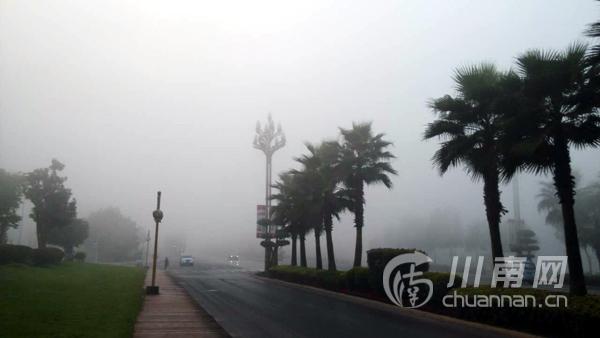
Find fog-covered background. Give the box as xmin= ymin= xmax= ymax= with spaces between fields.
xmin=2 ymin=0 xmax=599 ymax=268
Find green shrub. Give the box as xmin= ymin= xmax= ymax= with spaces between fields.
xmin=0 ymin=244 xmax=34 ymax=265
xmin=346 ymin=267 xmax=370 ymax=291
xmin=421 ymin=272 xmax=461 ymax=309
xmin=32 ymin=247 xmax=64 ymax=266
xmin=366 ymin=248 xmax=429 ymax=295
xmin=268 ymin=265 xmax=346 ymax=291
xmin=73 ymin=251 xmax=86 ymax=262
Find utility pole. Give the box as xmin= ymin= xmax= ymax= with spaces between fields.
xmin=145 ymin=229 xmax=151 ymax=268
xmin=146 ymin=191 xmax=164 ymax=295
xmin=253 ymin=114 xmax=285 ymax=270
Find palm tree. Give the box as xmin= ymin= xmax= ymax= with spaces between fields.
xmin=339 ymin=122 xmax=396 ymax=267
xmin=504 ymin=44 xmax=600 ymax=295
xmin=271 ymin=171 xmax=312 ymax=267
xmin=424 ymin=64 xmax=519 ymax=262
xmin=295 ymin=142 xmax=351 ymax=271
xmin=271 ymin=173 xmax=298 ymax=266
xmin=538 ymin=174 xmax=600 ymax=275
xmin=318 ymin=141 xmax=351 ymax=271
xmin=293 ymin=149 xmax=327 ymax=270
xmin=585 ymin=5 xmax=600 ymax=66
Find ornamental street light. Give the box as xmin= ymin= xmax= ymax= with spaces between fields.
xmin=146 ymin=191 xmax=164 ymax=295
xmin=253 ymin=114 xmax=285 ymax=270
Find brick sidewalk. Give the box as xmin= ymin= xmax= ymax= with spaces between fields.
xmin=134 ymin=270 xmax=229 ymax=338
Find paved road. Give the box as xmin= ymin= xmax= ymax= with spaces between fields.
xmin=169 ymin=260 xmax=530 ymax=338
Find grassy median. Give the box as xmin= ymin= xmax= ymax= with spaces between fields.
xmin=0 ymin=263 xmax=145 ymax=338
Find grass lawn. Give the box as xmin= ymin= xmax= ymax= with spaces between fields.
xmin=0 ymin=263 xmax=146 ymax=338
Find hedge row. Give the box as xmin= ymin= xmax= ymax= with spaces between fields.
xmin=267 ymin=265 xmax=347 ymax=291
xmin=0 ymin=244 xmax=64 ymax=266
xmin=267 ymin=265 xmax=457 ymax=308
xmin=366 ymin=248 xmax=429 ymax=295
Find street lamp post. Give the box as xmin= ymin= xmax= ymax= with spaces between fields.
xmin=146 ymin=191 xmax=164 ymax=295
xmin=253 ymin=114 xmax=285 ymax=270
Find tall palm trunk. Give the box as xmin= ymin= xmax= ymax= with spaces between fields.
xmin=353 ymin=184 xmax=365 ymax=267
xmin=314 ymin=228 xmax=323 ymax=270
xmin=291 ymin=233 xmax=297 ymax=266
xmin=553 ymin=137 xmax=587 ymax=295
xmin=482 ymin=163 xmax=504 ymax=262
xmin=324 ymin=213 xmax=336 ymax=271
xmin=299 ymin=233 xmax=307 ymax=267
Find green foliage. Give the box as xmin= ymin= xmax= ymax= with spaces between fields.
xmin=268 ymin=265 xmax=346 ymax=290
xmin=32 ymin=247 xmax=64 ymax=266
xmin=0 ymin=263 xmax=145 ymax=337
xmin=0 ymin=244 xmax=33 ymax=265
xmin=345 ymin=267 xmax=370 ymax=291
xmin=0 ymin=169 xmax=23 ymax=244
xmin=422 ymin=272 xmax=461 ymax=309
xmin=48 ymin=218 xmax=89 ymax=257
xmin=24 ymin=159 xmax=77 ymax=248
xmin=85 ymin=207 xmax=141 ymax=262
xmin=73 ymin=251 xmax=86 ymax=262
xmin=451 ymin=287 xmax=600 ymax=337
xmin=366 ymin=248 xmax=429 ymax=294
xmin=266 ymin=265 xmax=459 ymax=311
xmin=539 ymin=175 xmax=600 ymax=257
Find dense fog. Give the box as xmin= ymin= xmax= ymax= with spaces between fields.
xmin=2 ymin=0 xmax=600 ymax=269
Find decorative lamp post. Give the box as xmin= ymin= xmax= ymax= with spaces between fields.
xmin=146 ymin=191 xmax=163 ymax=295
xmin=253 ymin=114 xmax=285 ymax=270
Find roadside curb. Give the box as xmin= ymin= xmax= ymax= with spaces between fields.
xmin=254 ymin=274 xmax=538 ymax=338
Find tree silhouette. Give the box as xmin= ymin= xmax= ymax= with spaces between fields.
xmin=504 ymin=44 xmax=600 ymax=295
xmin=0 ymin=169 xmax=23 ymax=244
xmin=339 ymin=122 xmax=396 ymax=267
xmin=425 ymin=64 xmax=519 ymax=262
xmin=24 ymin=159 xmax=77 ymax=248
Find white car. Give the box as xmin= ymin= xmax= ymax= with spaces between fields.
xmin=180 ymin=255 xmax=194 ymax=266
xmin=228 ymin=255 xmax=240 ymax=266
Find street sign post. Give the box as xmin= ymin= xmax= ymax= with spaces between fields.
xmin=256 ymin=204 xmax=276 ymax=238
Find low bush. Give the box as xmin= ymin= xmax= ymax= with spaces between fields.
xmin=346 ymin=267 xmax=370 ymax=291
xmin=268 ymin=265 xmax=346 ymax=291
xmin=448 ymin=287 xmax=600 ymax=337
xmin=0 ymin=244 xmax=34 ymax=265
xmin=421 ymin=272 xmax=461 ymax=310
xmin=32 ymin=247 xmax=64 ymax=266
xmin=73 ymin=251 xmax=86 ymax=262
xmin=366 ymin=248 xmax=429 ymax=295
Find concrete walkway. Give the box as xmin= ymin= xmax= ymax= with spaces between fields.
xmin=134 ymin=270 xmax=229 ymax=338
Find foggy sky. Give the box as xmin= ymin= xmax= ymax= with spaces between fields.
xmin=2 ymin=1 xmax=600 ymax=264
